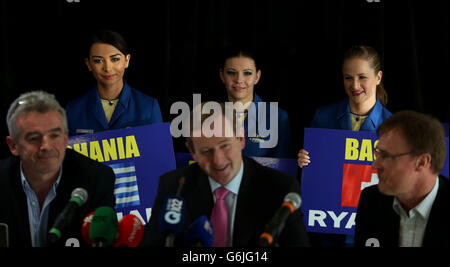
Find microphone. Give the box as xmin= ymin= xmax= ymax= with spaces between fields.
xmin=176 ymin=176 xmax=186 ymax=196
xmin=259 ymin=192 xmax=302 ymax=247
xmin=89 ymin=206 xmax=118 ymax=247
xmin=81 ymin=212 xmax=94 ymax=246
xmin=184 ymin=216 xmax=214 ymax=247
xmin=159 ymin=176 xmax=187 ymax=247
xmin=48 ymin=188 xmax=88 ymax=244
xmin=114 ymin=214 xmax=144 ymax=247
xmin=159 ymin=196 xmax=186 ymax=247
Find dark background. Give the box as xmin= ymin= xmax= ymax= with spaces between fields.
xmin=1 ymin=0 xmax=448 ymax=158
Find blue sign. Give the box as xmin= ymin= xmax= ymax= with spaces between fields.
xmin=68 ymin=123 xmax=176 ymax=224
xmin=301 ymin=128 xmax=449 ymax=235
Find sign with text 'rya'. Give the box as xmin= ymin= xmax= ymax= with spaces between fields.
xmin=301 ymin=128 xmax=449 ymax=235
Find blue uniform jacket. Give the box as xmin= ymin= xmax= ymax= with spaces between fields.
xmin=242 ymin=94 xmax=294 ymax=158
xmin=310 ymin=97 xmax=392 ymax=131
xmin=66 ymin=81 xmax=163 ymax=136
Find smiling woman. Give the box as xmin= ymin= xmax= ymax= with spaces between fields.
xmin=86 ymin=42 xmax=130 ymax=99
xmin=297 ymin=45 xmax=393 ymax=247
xmin=65 ymin=29 xmax=163 ymax=136
xmin=218 ymin=47 xmax=295 ymax=159
xmin=298 ymin=45 xmax=393 ymax=168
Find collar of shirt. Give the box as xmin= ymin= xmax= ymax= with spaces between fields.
xmin=93 ymin=80 xmax=131 ymax=109
xmin=20 ymin=163 xmax=63 ymax=192
xmin=393 ymin=176 xmax=439 ymax=219
xmin=20 ymin=162 xmax=63 ymax=247
xmin=208 ymin=160 xmax=244 ymax=196
xmin=337 ymin=97 xmax=384 ymax=131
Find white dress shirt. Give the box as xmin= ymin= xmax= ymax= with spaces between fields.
xmin=392 ymin=177 xmax=439 ymax=247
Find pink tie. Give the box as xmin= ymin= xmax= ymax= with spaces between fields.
xmin=211 ymin=187 xmax=230 ymax=247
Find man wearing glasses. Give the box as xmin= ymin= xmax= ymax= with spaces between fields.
xmin=354 ymin=110 xmax=448 ymax=247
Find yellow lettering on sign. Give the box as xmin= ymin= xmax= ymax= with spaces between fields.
xmin=90 ymin=141 xmax=104 ymax=162
xmin=344 ymin=138 xmax=378 ymax=162
xmin=69 ymin=135 xmax=141 ymax=162
xmin=126 ymin=135 xmax=141 ymax=158
xmin=345 ymin=138 xmax=359 ymax=160
xmin=102 ymin=138 xmax=118 ymax=161
xmin=359 ymin=139 xmax=373 ymax=161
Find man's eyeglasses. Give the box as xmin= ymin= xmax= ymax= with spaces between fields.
xmin=374 ymin=148 xmax=416 ymax=161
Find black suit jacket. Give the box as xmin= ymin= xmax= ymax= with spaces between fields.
xmin=141 ymin=156 xmax=310 ymax=247
xmin=0 ymin=149 xmax=116 ymax=247
xmin=355 ymin=176 xmax=449 ymax=247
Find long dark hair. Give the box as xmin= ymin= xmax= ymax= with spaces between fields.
xmin=86 ymin=29 xmax=130 ymax=57
xmin=220 ymin=46 xmax=259 ymax=71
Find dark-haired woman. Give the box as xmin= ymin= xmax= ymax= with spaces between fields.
xmin=66 ymin=29 xmax=162 ymax=136
xmin=219 ymin=48 xmax=295 ymax=158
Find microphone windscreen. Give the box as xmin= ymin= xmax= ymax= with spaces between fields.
xmin=114 ymin=214 xmax=144 ymax=247
xmin=89 ymin=207 xmax=118 ymax=247
xmin=184 ymin=216 xmax=214 ymax=247
xmin=159 ymin=196 xmax=185 ymax=235
xmin=81 ymin=212 xmax=94 ymax=246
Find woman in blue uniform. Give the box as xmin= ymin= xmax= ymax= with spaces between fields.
xmin=219 ymin=48 xmax=294 ymax=158
xmin=298 ymin=45 xmax=392 ymax=167
xmin=66 ymin=29 xmax=162 ymax=136
xmin=298 ymin=45 xmax=392 ymax=247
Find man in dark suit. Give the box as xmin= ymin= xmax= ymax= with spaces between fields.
xmin=355 ymin=110 xmax=449 ymax=247
xmin=142 ymin=102 xmax=310 ymax=247
xmin=0 ymin=91 xmax=116 ymax=247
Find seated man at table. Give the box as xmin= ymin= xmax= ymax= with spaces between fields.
xmin=0 ymin=91 xmax=116 ymax=247
xmin=141 ymin=102 xmax=310 ymax=247
xmin=355 ymin=110 xmax=448 ymax=247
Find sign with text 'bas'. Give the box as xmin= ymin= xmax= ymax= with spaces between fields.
xmin=301 ymin=128 xmax=449 ymax=235
xmin=68 ymin=123 xmax=176 ymax=224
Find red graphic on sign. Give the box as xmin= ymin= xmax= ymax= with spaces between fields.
xmin=341 ymin=164 xmax=378 ymax=207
